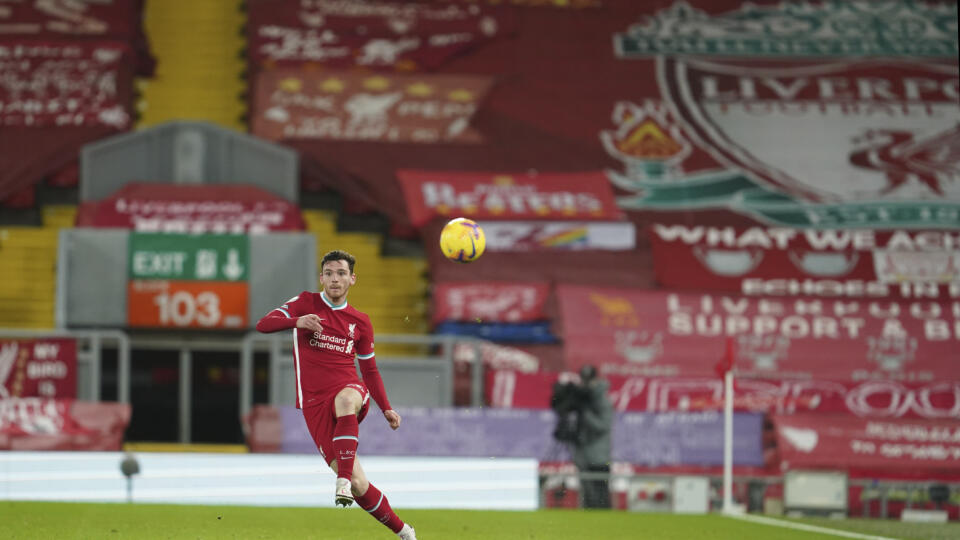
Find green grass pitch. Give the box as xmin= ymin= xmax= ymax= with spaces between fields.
xmin=3 ymin=502 xmax=959 ymax=539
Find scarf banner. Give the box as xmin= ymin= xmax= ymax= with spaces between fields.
xmin=432 ymin=282 xmax=550 ymax=324
xmin=247 ymin=0 xmax=505 ymax=71
xmin=75 ymin=182 xmax=306 ymax=234
xmin=558 ymin=285 xmax=960 ymax=382
xmin=0 ymin=40 xmax=133 ymax=128
xmin=252 ymin=69 xmax=492 ymax=143
xmin=487 ymin=370 xmax=960 ymax=420
xmin=773 ymin=414 xmax=960 ymax=472
xmin=398 ymin=170 xmax=621 ymax=226
xmin=0 ymin=398 xmax=130 ymax=450
xmin=650 ymin=224 xmax=960 ymax=299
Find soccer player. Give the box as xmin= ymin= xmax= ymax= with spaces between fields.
xmin=256 ymin=250 xmax=417 ymax=540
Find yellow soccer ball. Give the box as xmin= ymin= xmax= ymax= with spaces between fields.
xmin=439 ymin=218 xmax=486 ymax=263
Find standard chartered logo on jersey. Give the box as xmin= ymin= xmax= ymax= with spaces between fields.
xmin=310 ymin=331 xmax=354 ymax=355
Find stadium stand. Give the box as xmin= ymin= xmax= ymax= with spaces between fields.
xmin=2 ymin=1 xmax=959 ymax=529
xmin=136 ymin=0 xmax=247 ymax=131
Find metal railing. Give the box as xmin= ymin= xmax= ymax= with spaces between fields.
xmin=239 ymin=332 xmax=486 ymax=418
xmin=2 ymin=328 xmax=488 ymax=443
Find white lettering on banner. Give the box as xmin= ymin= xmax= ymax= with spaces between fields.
xmin=631 ymin=378 xmax=960 ymax=419
xmin=421 ymin=182 xmax=603 ymax=215
xmin=653 ymin=224 xmax=960 ymax=252
xmin=26 ymin=362 xmax=67 ymax=379
xmin=879 ymin=443 xmax=960 ymax=460
xmin=0 ymin=398 xmax=64 ymax=434
xmin=851 ymin=440 xmax=876 ymax=454
xmin=865 ymin=422 xmax=960 ymax=442
xmin=32 ymin=343 xmax=59 ymax=359
xmin=700 ymin=76 xmax=959 ymax=102
xmin=742 ymin=279 xmax=960 ymax=299
xmin=665 ymin=294 xmax=960 ymax=339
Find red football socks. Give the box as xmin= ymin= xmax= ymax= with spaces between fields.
xmin=356 ymin=483 xmax=405 ymax=533
xmin=332 ymin=414 xmax=359 ymax=481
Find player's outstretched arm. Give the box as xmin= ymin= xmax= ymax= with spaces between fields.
xmin=256 ymin=293 xmax=313 ymax=333
xmin=255 ymin=311 xmax=298 ymax=333
xmin=258 ymin=313 xmax=323 ymax=333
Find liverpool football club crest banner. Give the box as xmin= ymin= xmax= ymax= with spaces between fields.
xmin=605 ymin=1 xmax=959 ymax=229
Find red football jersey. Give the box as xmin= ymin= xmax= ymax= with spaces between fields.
xmin=256 ymin=290 xmax=391 ymax=411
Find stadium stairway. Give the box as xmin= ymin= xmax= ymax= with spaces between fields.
xmin=303 ymin=210 xmax=430 ymax=356
xmin=136 ymin=0 xmax=247 ymax=131
xmin=0 ymin=205 xmax=75 ymax=329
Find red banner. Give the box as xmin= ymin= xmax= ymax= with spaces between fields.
xmin=398 ymin=170 xmax=621 ymax=226
xmin=0 ymin=398 xmax=130 ymax=451
xmin=650 ymin=224 xmax=960 ymax=299
xmin=0 ymin=40 xmax=134 ymax=128
xmin=0 ymin=338 xmax=76 ymax=399
xmin=75 ymin=182 xmax=306 ymax=233
xmin=773 ymin=414 xmax=960 ymax=472
xmin=487 ymin=370 xmax=960 ymax=420
xmin=453 ymin=342 xmax=540 ymax=373
xmin=251 ymin=69 xmax=492 ymax=143
xmin=433 ymin=282 xmax=550 ymax=324
xmin=247 ymin=0 xmax=504 ymax=71
xmin=557 ymin=285 xmax=960 ymax=382
xmin=0 ymin=0 xmax=152 ymax=75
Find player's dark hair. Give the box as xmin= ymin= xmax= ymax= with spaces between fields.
xmin=321 ymin=250 xmax=356 ymax=273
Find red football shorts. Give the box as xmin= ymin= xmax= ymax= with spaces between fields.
xmin=302 ymin=382 xmax=371 ymax=465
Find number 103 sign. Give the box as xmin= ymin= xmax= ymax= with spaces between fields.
xmin=126 ymin=233 xmax=250 ymax=328
xmin=127 ymin=280 xmax=248 ymax=328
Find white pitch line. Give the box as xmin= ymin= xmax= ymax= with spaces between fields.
xmin=727 ymin=513 xmax=900 ymax=540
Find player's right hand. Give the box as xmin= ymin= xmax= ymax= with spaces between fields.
xmin=296 ymin=314 xmax=323 ymax=332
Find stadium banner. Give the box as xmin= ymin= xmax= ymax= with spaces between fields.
xmin=247 ymin=0 xmax=504 ymax=71
xmin=0 ymin=398 xmax=130 ymax=451
xmin=483 ymin=221 xmax=635 ymax=252
xmin=649 ymin=224 xmax=960 ymax=299
xmin=432 ymin=282 xmax=550 ymax=324
xmin=259 ymin=405 xmax=764 ymax=466
xmin=452 ymin=341 xmax=540 ymax=373
xmin=606 ymin=2 xmax=959 ymax=230
xmin=127 ymin=233 xmax=249 ymax=328
xmin=0 ymin=0 xmax=153 ymax=75
xmin=397 ymin=170 xmax=621 ymax=226
xmin=74 ymin=182 xmax=306 ymax=234
xmin=557 ymin=285 xmax=960 ymax=382
xmin=0 ymin=40 xmax=134 ymax=128
xmin=486 ymin=370 xmax=960 ymax=420
xmin=251 ymin=69 xmax=492 ymax=143
xmin=873 ymin=250 xmax=960 ymax=284
xmin=0 ymin=338 xmax=77 ymax=399
xmin=773 ymin=414 xmax=960 ymax=472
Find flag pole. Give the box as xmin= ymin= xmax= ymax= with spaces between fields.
xmin=721 ymin=336 xmax=739 ymax=515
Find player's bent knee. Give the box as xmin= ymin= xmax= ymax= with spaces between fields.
xmin=334 ymin=388 xmax=362 ymax=416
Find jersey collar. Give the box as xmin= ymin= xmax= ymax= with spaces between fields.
xmin=320 ymin=291 xmax=348 ymax=310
